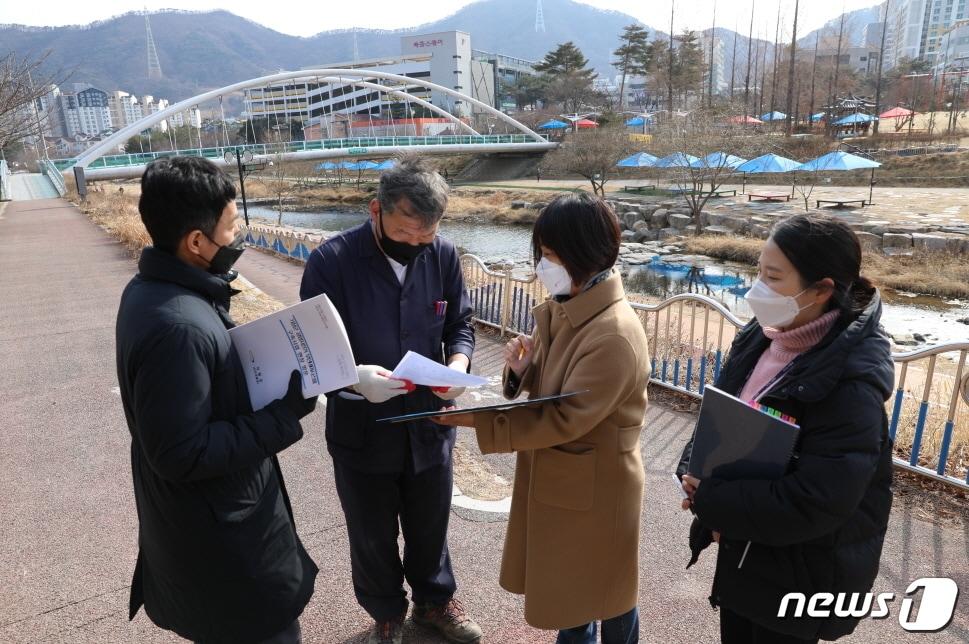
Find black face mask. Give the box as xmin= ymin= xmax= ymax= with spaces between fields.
xmin=377 ymin=211 xmax=432 ymax=265
xmin=204 ymin=232 xmax=246 ymax=275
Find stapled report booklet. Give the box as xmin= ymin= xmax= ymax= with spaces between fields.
xmin=229 ymin=293 xmax=359 ymax=411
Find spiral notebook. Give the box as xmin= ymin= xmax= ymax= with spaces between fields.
xmin=686 ymin=385 xmax=800 ymax=480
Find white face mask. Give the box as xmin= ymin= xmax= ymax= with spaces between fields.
xmin=744 ymin=278 xmax=815 ymax=329
xmin=535 ymin=257 xmax=573 ymax=296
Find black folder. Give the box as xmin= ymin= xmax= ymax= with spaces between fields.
xmin=375 ymin=391 xmax=587 ymax=424
xmin=686 ymin=386 xmax=800 ymax=480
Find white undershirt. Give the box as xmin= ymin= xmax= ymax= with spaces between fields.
xmin=386 ymin=256 xmax=407 ymax=285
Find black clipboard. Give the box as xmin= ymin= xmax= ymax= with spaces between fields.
xmin=375 ymin=390 xmax=588 ymax=424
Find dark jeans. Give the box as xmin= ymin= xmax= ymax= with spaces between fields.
xmin=556 ymin=606 xmax=639 ymax=644
xmin=720 ymin=607 xmax=819 ymax=644
xmin=333 ymin=457 xmax=456 ymax=621
xmin=195 ymin=620 xmax=300 ymax=644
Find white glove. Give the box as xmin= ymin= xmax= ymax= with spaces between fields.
xmin=431 ymin=362 xmax=469 ymax=401
xmin=351 ymin=364 xmax=413 ymax=403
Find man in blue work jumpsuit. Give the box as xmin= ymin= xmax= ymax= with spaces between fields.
xmin=299 ymin=156 xmax=480 ymax=644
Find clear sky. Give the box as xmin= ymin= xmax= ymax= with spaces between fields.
xmin=1 ymin=0 xmax=882 ymax=40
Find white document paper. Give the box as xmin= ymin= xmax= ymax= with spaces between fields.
xmin=229 ymin=293 xmax=359 ymax=411
xmin=391 ymin=351 xmax=487 ymax=388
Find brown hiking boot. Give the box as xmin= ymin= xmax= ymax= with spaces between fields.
xmin=412 ymin=598 xmax=482 ymax=643
xmin=367 ymin=614 xmax=404 ymax=644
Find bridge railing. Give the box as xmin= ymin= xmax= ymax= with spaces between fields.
xmin=51 ymin=134 xmax=549 ymax=170
xmin=39 ymin=159 xmax=67 ymax=197
xmin=460 ymin=261 xmax=969 ymax=492
xmin=0 ymin=160 xmax=10 ymax=201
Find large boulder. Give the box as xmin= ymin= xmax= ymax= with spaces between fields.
xmin=621 ymin=229 xmax=638 ymax=242
xmin=510 ymin=200 xmax=530 ymax=210
xmin=623 ymin=211 xmax=643 ymax=229
xmin=702 ymin=225 xmax=731 ymax=236
xmin=911 ymin=233 xmax=949 ymax=253
xmin=650 ymin=209 xmax=669 ymax=229
xmin=656 ymin=227 xmax=680 ymax=241
xmin=749 ymin=224 xmax=771 ymax=239
xmin=633 ymin=219 xmax=650 ymax=232
xmin=722 ymin=216 xmax=750 ymax=234
xmin=882 ymin=233 xmax=913 ymax=248
xmin=668 ymin=213 xmax=694 ymax=230
xmin=705 ymin=212 xmax=728 ymax=227
xmin=945 ymin=235 xmax=969 ymax=255
xmin=634 ymin=228 xmax=659 ymax=242
xmin=856 ymin=232 xmax=882 ymax=251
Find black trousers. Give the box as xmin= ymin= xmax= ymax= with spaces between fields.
xmin=720 ymin=607 xmax=819 ymax=644
xmin=333 ymin=456 xmax=457 ymax=621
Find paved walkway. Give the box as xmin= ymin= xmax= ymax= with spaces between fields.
xmin=8 ymin=173 xmax=60 ymax=201
xmin=1 ymin=199 xmax=968 ymax=643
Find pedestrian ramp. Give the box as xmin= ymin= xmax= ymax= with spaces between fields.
xmin=8 ymin=173 xmax=60 ymax=201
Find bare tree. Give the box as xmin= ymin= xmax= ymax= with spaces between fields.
xmin=790 ymin=136 xmax=832 ymax=211
xmin=872 ymin=0 xmax=891 ymax=135
xmin=827 ymin=10 xmax=847 ymax=136
xmin=539 ymin=126 xmax=633 ymax=196
xmin=652 ymin=110 xmax=766 ymax=234
xmin=743 ymin=0 xmax=756 ymax=118
xmin=808 ymin=33 xmax=820 ymax=128
xmin=667 ymin=3 xmax=676 ymax=114
xmin=784 ymin=0 xmax=800 ymax=136
xmin=0 ymin=52 xmax=65 ymax=153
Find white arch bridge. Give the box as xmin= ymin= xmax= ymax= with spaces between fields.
xmin=56 ymin=69 xmax=556 ymax=181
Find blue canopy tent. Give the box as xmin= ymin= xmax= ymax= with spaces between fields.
xmin=616 ymin=152 xmax=658 ymax=167
xmin=538 ymin=119 xmax=569 ymax=130
xmin=372 ymin=159 xmax=396 ymax=170
xmin=625 ymin=116 xmax=645 ymax=126
xmin=797 ymin=150 xmax=882 ymax=204
xmin=735 ymin=153 xmax=801 ymax=173
xmin=735 ymin=153 xmax=802 ymax=195
xmin=689 ymin=152 xmax=748 ymax=169
xmin=654 ymin=152 xmax=700 ymax=168
xmin=759 ymin=111 xmax=787 ymax=122
xmin=809 ymin=112 xmax=826 ymax=122
xmin=832 ymin=113 xmax=876 ymax=126
xmin=317 ymin=161 xmax=339 ymax=170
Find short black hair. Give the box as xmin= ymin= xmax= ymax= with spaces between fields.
xmin=532 ymin=192 xmax=621 ymax=284
xmin=138 ymin=156 xmax=237 ymax=251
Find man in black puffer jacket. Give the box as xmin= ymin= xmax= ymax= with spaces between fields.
xmin=678 ymin=283 xmax=894 ymax=642
xmin=116 ymin=157 xmax=319 ymax=643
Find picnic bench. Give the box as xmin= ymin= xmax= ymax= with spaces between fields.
xmin=747 ymin=192 xmax=791 ymax=202
xmin=623 ymin=185 xmax=656 ymax=193
xmin=816 ymin=199 xmax=867 ymax=209
xmin=708 ymin=188 xmax=737 ymax=198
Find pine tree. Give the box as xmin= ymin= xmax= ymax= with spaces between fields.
xmin=612 ymin=25 xmax=650 ymax=111
xmin=673 ymin=30 xmax=706 ymax=105
xmin=535 ymin=42 xmax=597 ymax=113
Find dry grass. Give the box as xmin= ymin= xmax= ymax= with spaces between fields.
xmin=682 ymin=235 xmax=764 ymax=264
xmin=74 ymin=190 xmax=151 ymax=254
xmin=69 ymin=189 xmax=286 ymax=324
xmin=683 ymin=235 xmax=969 ymax=299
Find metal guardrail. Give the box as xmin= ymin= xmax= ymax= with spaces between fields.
xmin=39 ymin=159 xmax=67 ymax=197
xmin=243 ymin=231 xmax=969 ymax=492
xmin=0 ymin=160 xmax=10 ymax=201
xmin=463 ymin=265 xmax=969 ymax=492
xmin=50 ymin=134 xmax=545 ymax=171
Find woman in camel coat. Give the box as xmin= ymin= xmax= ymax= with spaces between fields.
xmin=438 ymin=193 xmax=650 ymax=644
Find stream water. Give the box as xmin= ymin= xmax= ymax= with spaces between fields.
xmin=250 ymin=206 xmax=969 ymax=347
